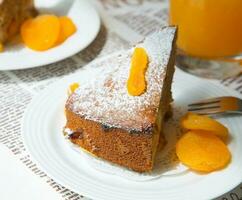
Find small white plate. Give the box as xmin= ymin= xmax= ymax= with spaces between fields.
xmin=0 ymin=0 xmax=100 ymax=70
xmin=22 ymin=53 xmax=242 ymax=200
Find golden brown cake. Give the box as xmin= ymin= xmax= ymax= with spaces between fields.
xmin=64 ymin=26 xmax=177 ymax=172
xmin=0 ymin=0 xmax=37 ymax=43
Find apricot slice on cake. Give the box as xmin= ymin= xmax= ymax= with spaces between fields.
xmin=68 ymin=82 xmax=79 ymax=95
xmin=127 ymin=47 xmax=149 ymax=96
xmin=181 ymin=113 xmax=229 ymax=142
xmin=21 ymin=15 xmax=60 ymax=51
xmin=176 ymin=131 xmax=231 ymax=172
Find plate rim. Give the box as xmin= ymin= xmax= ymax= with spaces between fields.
xmin=21 ymin=62 xmax=242 ymax=200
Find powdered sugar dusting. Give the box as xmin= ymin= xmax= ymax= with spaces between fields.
xmin=66 ymin=27 xmax=176 ymax=131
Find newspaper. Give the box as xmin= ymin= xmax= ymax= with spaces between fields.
xmin=0 ymin=0 xmax=241 ymax=200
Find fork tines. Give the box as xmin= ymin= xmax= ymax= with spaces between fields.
xmin=188 ymin=103 xmax=221 ymax=115
xmin=188 ymin=97 xmax=222 ymax=115
xmin=187 ymin=96 xmax=239 ymax=115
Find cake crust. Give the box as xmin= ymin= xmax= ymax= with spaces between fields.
xmin=65 ymin=109 xmax=154 ymax=172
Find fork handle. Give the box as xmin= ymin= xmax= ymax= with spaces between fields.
xmin=238 ymin=99 xmax=242 ymax=113
xmin=227 ymin=110 xmax=242 ymax=114
xmin=227 ymin=99 xmax=242 ymax=114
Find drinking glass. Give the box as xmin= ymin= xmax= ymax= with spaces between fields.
xmin=169 ymin=0 xmax=242 ymax=78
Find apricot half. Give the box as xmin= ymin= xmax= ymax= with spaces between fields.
xmin=0 ymin=43 xmax=3 ymax=52
xmin=181 ymin=113 xmax=229 ymax=142
xmin=176 ymin=131 xmax=231 ymax=172
xmin=56 ymin=16 xmax=77 ymax=45
xmin=21 ymin=15 xmax=60 ymax=51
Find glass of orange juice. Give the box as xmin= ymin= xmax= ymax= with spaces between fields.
xmin=169 ymin=0 xmax=242 ymax=78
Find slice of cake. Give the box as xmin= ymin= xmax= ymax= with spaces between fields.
xmin=0 ymin=0 xmax=37 ymax=43
xmin=64 ymin=26 xmax=177 ymax=172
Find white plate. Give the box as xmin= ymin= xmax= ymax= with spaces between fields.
xmin=22 ymin=54 xmax=242 ymax=200
xmin=0 ymin=0 xmax=100 ymax=70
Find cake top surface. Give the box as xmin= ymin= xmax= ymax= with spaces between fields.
xmin=66 ymin=26 xmax=177 ymax=132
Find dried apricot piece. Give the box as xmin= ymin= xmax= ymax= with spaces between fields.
xmin=0 ymin=43 xmax=3 ymax=52
xmin=21 ymin=15 xmax=60 ymax=51
xmin=56 ymin=16 xmax=77 ymax=45
xmin=68 ymin=82 xmax=79 ymax=95
xmin=181 ymin=113 xmax=228 ymax=142
xmin=127 ymin=47 xmax=149 ymax=96
xmin=176 ymin=131 xmax=231 ymax=172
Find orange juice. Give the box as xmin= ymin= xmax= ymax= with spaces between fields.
xmin=169 ymin=0 xmax=242 ymax=58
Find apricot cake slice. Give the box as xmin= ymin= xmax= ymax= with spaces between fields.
xmin=0 ymin=0 xmax=37 ymax=44
xmin=64 ymin=26 xmax=177 ymax=172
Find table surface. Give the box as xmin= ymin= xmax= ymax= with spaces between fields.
xmin=0 ymin=0 xmax=241 ymax=200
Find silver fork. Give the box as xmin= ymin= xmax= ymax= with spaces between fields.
xmin=188 ymin=96 xmax=242 ymax=115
